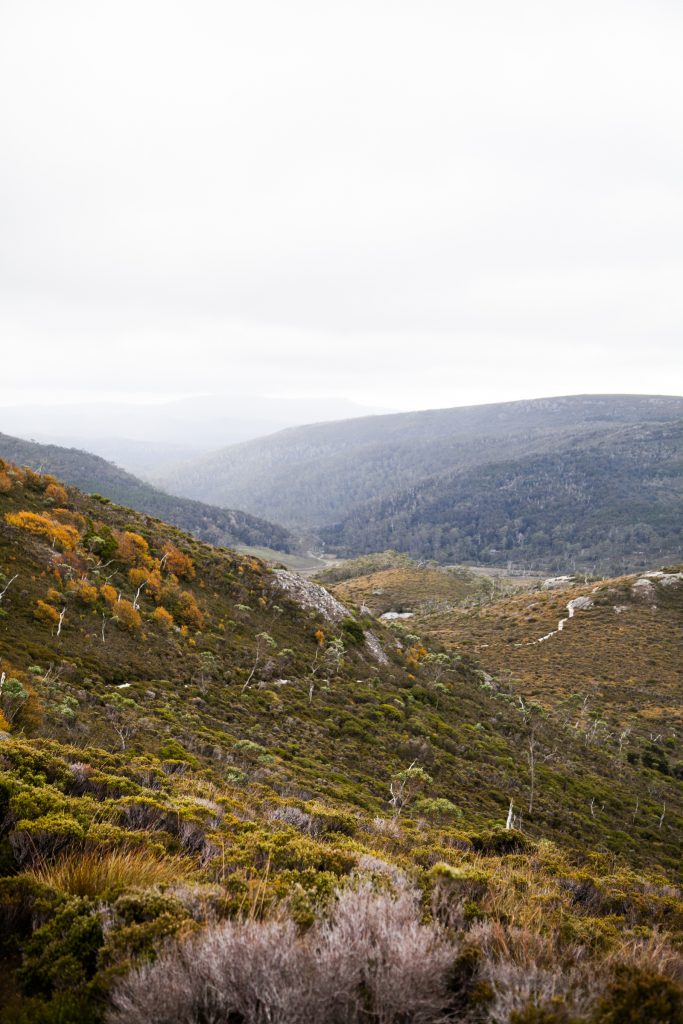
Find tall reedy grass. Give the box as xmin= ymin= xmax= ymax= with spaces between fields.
xmin=25 ymin=845 xmax=193 ymax=899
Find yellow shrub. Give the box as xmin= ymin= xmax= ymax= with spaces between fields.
xmin=145 ymin=569 xmax=163 ymax=601
xmin=152 ymin=606 xmax=174 ymax=630
xmin=100 ymin=584 xmax=118 ymax=607
xmin=35 ymin=599 xmax=61 ymax=625
xmin=115 ymin=599 xmax=142 ymax=631
xmin=68 ymin=580 xmax=99 ymax=605
xmin=116 ymin=530 xmax=152 ymax=567
xmin=0 ymin=709 xmax=11 ymax=732
xmin=51 ymin=507 xmax=86 ymax=530
xmin=45 ymin=482 xmax=68 ymax=504
xmin=177 ymin=591 xmax=204 ymax=629
xmin=5 ymin=511 xmax=79 ymax=551
xmin=162 ymin=543 xmax=195 ymax=580
xmin=0 ymin=470 xmax=13 ymax=494
xmin=128 ymin=567 xmax=149 ymax=588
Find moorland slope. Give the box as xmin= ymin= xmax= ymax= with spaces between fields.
xmin=0 ymin=460 xmax=681 ymax=1023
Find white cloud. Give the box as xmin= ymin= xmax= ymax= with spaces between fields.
xmin=1 ymin=0 xmax=682 ymax=414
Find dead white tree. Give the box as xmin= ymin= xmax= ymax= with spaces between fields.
xmin=658 ymin=803 xmax=666 ymax=830
xmin=617 ymin=728 xmax=631 ymax=754
xmin=56 ymin=607 xmax=66 ymax=637
xmin=528 ymin=723 xmax=538 ymax=814
xmin=132 ymin=580 xmax=146 ymax=611
xmin=505 ymin=799 xmax=515 ymax=830
xmin=0 ymin=574 xmax=18 ymax=604
xmin=242 ymin=632 xmax=276 ymax=692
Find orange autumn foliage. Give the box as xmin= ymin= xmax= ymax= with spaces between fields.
xmin=5 ymin=511 xmax=79 ymax=551
xmin=128 ymin=567 xmax=162 ymax=601
xmin=35 ymin=599 xmax=61 ymax=625
xmin=100 ymin=584 xmax=119 ymax=607
xmin=162 ymin=544 xmax=195 ymax=579
xmin=45 ymin=482 xmax=68 ymax=504
xmin=114 ymin=599 xmax=142 ymax=631
xmin=128 ymin=567 xmax=149 ymax=588
xmin=177 ymin=591 xmax=204 ymax=629
xmin=67 ymin=579 xmax=99 ymax=605
xmin=115 ymin=530 xmax=152 ymax=568
xmin=51 ymin=508 xmax=86 ymax=531
xmin=152 ymin=606 xmax=174 ymax=630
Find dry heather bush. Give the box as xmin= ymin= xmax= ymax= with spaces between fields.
xmin=469 ymin=921 xmax=596 ymax=1022
xmin=268 ymin=804 xmax=315 ymax=834
xmin=27 ymin=846 xmax=191 ymax=899
xmin=108 ymin=880 xmax=459 ymax=1024
xmin=469 ymin=920 xmax=683 ymax=1023
xmin=604 ymin=931 xmax=683 ymax=984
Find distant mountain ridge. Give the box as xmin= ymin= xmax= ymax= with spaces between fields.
xmin=0 ymin=431 xmax=294 ymax=552
xmin=159 ymin=394 xmax=683 ymax=572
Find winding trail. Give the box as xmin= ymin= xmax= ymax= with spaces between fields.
xmin=531 ymin=595 xmax=593 ymax=645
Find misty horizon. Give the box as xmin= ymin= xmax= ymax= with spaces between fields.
xmin=2 ymin=1 xmax=683 ymax=415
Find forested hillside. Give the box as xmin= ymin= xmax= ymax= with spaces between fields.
xmin=0 ymin=460 xmax=681 ymax=1022
xmin=0 ymin=432 xmax=293 ymax=553
xmin=160 ymin=395 xmax=683 ymax=573
xmin=323 ymin=421 xmax=683 ymax=573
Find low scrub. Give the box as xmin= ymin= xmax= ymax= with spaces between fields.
xmin=109 ymin=881 xmax=458 ymax=1024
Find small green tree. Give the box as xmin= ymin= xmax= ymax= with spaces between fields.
xmin=389 ymin=762 xmax=432 ymax=817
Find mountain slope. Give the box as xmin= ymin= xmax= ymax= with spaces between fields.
xmin=0 ymin=461 xmax=681 ymax=1022
xmin=160 ymin=394 xmax=683 ymax=572
xmin=0 ymin=432 xmax=293 ymax=553
xmin=412 ymin=566 xmax=683 ymax=766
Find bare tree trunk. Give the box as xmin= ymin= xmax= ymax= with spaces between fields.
xmin=528 ymin=725 xmax=537 ymax=814
xmin=0 ymin=574 xmax=18 ymax=604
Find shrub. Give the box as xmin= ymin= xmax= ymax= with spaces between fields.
xmin=100 ymin=583 xmax=119 ymax=607
xmin=593 ymin=968 xmax=683 ymax=1024
xmin=152 ymin=606 xmax=174 ymax=630
xmin=341 ymin=617 xmax=365 ymax=645
xmin=115 ymin=531 xmax=152 ymax=568
xmin=51 ymin=508 xmax=86 ymax=531
xmin=10 ymin=814 xmax=86 ymax=866
xmin=0 ymin=876 xmax=64 ymax=952
xmin=5 ymin=511 xmax=79 ymax=551
xmin=109 ymin=881 xmax=459 ymax=1024
xmin=161 ymin=544 xmax=195 ymax=580
xmin=17 ymin=897 xmax=103 ymax=998
xmin=470 ymin=828 xmax=535 ymax=855
xmin=0 ymin=676 xmax=29 ymax=725
xmin=45 ymin=482 xmax=69 ymax=504
xmin=67 ymin=580 xmax=98 ymax=606
xmin=414 ymin=797 xmax=462 ymax=820
xmin=34 ymin=601 xmax=62 ymax=626
xmin=114 ymin=600 xmax=142 ymax=632
xmin=177 ymin=591 xmax=204 ymax=630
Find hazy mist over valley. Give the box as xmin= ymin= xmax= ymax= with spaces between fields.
xmin=2 ymin=2 xmax=683 ymax=1022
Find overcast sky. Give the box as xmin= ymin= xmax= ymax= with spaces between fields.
xmin=1 ymin=0 xmax=682 ymax=414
